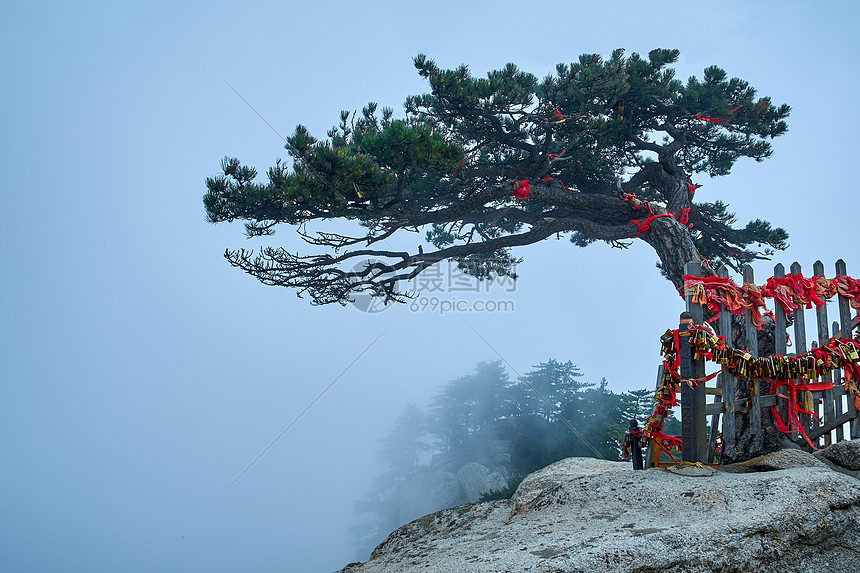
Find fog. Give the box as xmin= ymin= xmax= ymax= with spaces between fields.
xmin=2 ymin=1 xmax=858 ymax=572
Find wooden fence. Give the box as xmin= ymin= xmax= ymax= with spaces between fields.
xmin=644 ymin=259 xmax=860 ymax=467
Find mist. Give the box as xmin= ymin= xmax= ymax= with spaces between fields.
xmin=2 ymin=1 xmax=859 ymax=572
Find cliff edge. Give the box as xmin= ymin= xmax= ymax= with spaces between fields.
xmin=340 ymin=442 xmax=860 ymax=573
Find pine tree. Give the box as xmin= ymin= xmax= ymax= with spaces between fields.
xmin=354 ymin=358 xmax=639 ymax=553
xmin=513 ymin=359 xmax=588 ymax=420
xmin=579 ymin=378 xmax=631 ymax=458
xmin=624 ymin=388 xmax=657 ymax=424
xmin=377 ymin=404 xmax=432 ymax=475
xmin=428 ymin=360 xmax=512 ymax=457
xmin=352 ymin=404 xmax=434 ymax=557
xmin=205 ymin=48 xmax=789 ymax=304
xmin=501 ymin=364 xmax=627 ymax=471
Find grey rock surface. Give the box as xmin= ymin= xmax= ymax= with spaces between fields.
xmin=513 ymin=457 xmax=627 ymax=506
xmin=815 ymin=438 xmax=860 ymax=471
xmin=722 ymin=447 xmax=828 ymax=472
xmin=815 ymin=455 xmax=860 ymax=480
xmin=342 ymin=455 xmax=860 ymax=573
xmin=456 ymin=463 xmax=508 ymax=503
xmin=398 ymin=471 xmax=466 ymax=525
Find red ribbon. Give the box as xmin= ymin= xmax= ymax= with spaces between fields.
xmin=622 ymin=193 xmax=655 ymax=218
xmin=553 ymin=109 xmax=564 ymax=121
xmin=672 ymin=330 xmax=681 ymax=370
xmin=543 ymin=176 xmax=571 ymax=191
xmin=513 ymin=180 xmax=530 ymax=199
xmin=685 ymin=182 xmax=697 ymax=195
xmin=770 ymin=379 xmax=820 ymax=449
xmin=683 ymin=275 xmax=765 ymax=329
xmin=832 ymin=276 xmax=860 ymax=311
xmin=687 ymin=273 xmax=860 ymax=317
xmin=631 ymin=214 xmax=674 ymax=237
xmin=650 ymin=431 xmax=682 ymax=461
xmin=622 ymin=193 xmax=643 ymax=211
xmin=695 ymin=113 xmax=723 ymax=124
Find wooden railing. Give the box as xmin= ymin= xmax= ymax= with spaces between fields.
xmin=643 ymin=260 xmax=859 ymax=467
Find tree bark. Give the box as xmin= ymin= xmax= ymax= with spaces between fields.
xmin=721 ymin=403 xmax=789 ymax=464
xmin=641 ymin=216 xmax=701 ymax=289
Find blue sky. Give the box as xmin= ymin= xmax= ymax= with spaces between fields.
xmin=1 ymin=1 xmax=858 ymax=571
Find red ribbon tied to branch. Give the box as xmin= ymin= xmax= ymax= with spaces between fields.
xmin=543 ymin=176 xmax=572 ymax=191
xmin=695 ymin=113 xmax=723 ymax=124
xmin=695 ymin=106 xmax=743 ymax=125
xmin=513 ymin=180 xmax=530 ymax=199
xmin=622 ymin=193 xmax=644 ymax=211
xmin=631 ymin=214 xmax=674 ymax=237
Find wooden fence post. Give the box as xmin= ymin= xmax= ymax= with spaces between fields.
xmin=773 ymin=264 xmax=789 ymax=428
xmin=833 ymin=320 xmax=846 ymax=443
xmin=790 ymin=261 xmax=811 ymax=441
xmin=679 ymin=311 xmax=697 ymax=462
xmin=645 ymin=366 xmax=664 ymax=469
xmin=690 ymin=262 xmax=708 ymax=462
xmin=681 ymin=261 xmax=708 ymax=463
xmin=743 ymin=265 xmax=761 ymax=435
xmin=716 ymin=265 xmax=736 ymax=461
xmin=835 ymin=260 xmax=860 ymax=439
xmin=814 ymin=260 xmax=836 ymax=447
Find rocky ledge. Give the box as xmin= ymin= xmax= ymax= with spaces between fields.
xmin=340 ymin=441 xmax=860 ymax=573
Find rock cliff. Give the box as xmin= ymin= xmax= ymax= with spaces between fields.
xmin=340 ymin=441 xmax=860 ymax=573
xmin=397 ymin=462 xmax=510 ymax=524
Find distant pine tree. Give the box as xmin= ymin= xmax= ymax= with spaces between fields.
xmin=353 ymin=358 xmax=638 ymax=557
